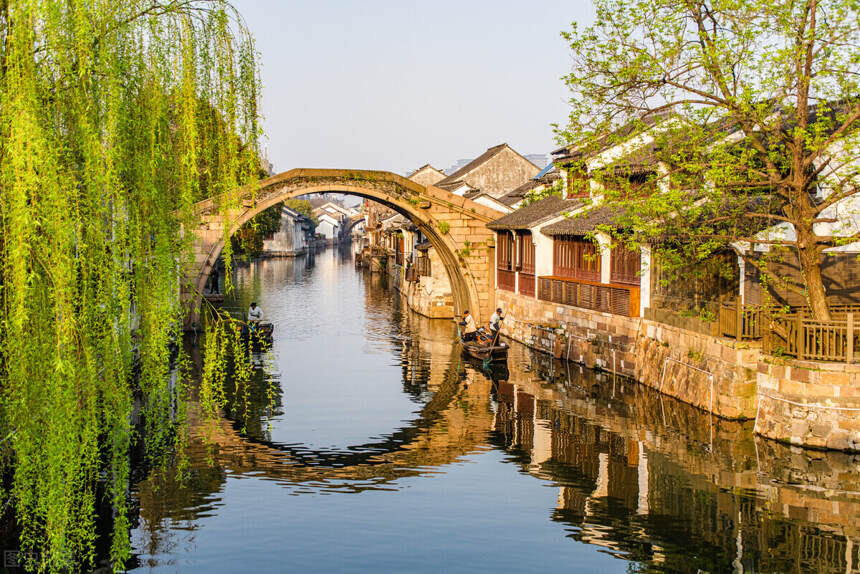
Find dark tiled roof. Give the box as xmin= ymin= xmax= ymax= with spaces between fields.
xmin=464 ymin=192 xmax=512 ymax=212
xmin=415 ymin=240 xmax=432 ymax=251
xmin=497 ymin=173 xmax=562 ymax=206
xmin=487 ymin=195 xmax=582 ymax=231
xmin=552 ymin=109 xmax=676 ymax=163
xmin=540 ymin=205 xmax=626 ymax=236
xmin=497 ymin=193 xmax=524 ymax=207
xmin=435 ymin=179 xmax=472 ymax=192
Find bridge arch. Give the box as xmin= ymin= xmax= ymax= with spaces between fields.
xmin=342 ymin=214 xmax=365 ymax=237
xmin=187 ymin=169 xmax=498 ymax=327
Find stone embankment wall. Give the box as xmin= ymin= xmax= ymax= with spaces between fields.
xmin=756 ymin=359 xmax=860 ymax=451
xmin=382 ymin=252 xmax=456 ymax=319
xmin=402 ymin=248 xmax=455 ymax=319
xmin=497 ymin=290 xmax=759 ymax=420
xmin=636 ymin=323 xmax=759 ymax=419
xmin=498 ymin=290 xmax=640 ymax=378
xmin=497 ymin=289 xmax=860 ymax=451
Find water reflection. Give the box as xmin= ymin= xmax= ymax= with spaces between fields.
xmin=130 ymin=248 xmax=860 ymax=574
xmin=476 ymin=349 xmax=860 ymax=574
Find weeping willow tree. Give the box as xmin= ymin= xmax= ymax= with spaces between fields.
xmin=0 ymin=0 xmax=261 ymax=571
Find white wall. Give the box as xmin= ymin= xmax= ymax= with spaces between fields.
xmin=316 ymin=218 xmax=339 ymax=239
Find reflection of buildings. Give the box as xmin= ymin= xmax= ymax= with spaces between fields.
xmin=485 ymin=352 xmax=860 ymax=574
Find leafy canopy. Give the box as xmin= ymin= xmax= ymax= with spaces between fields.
xmin=559 ymin=0 xmax=860 ymax=318
xmin=0 ymin=0 xmax=260 ymax=571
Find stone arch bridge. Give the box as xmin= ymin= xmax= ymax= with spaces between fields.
xmin=185 ymin=169 xmax=499 ymax=327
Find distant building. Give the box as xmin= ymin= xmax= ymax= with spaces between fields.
xmin=315 ymin=212 xmax=341 ymax=241
xmin=444 ymin=158 xmax=473 ymax=175
xmin=434 ymin=143 xmax=541 ymax=201
xmin=406 ymin=164 xmax=447 ymax=187
xmin=261 ymin=205 xmax=314 ymax=257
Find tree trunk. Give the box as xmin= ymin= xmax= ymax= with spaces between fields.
xmin=796 ymin=225 xmax=831 ymax=320
xmin=801 ymin=255 xmax=831 ymax=320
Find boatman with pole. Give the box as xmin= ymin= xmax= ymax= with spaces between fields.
xmin=489 ymin=307 xmax=504 ymax=344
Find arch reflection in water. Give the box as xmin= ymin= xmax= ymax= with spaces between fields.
xmin=130 ymin=249 xmax=860 ymax=574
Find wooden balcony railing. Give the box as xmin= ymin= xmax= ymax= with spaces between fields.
xmin=519 ymin=273 xmax=536 ymax=297
xmin=538 ymin=276 xmax=640 ymax=317
xmin=719 ymin=301 xmax=860 ymax=342
xmin=498 ymin=269 xmax=516 ymax=292
xmin=765 ymin=311 xmax=859 ymax=363
xmin=719 ymin=300 xmax=763 ymax=340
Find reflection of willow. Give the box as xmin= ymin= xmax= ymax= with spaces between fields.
xmin=487 ymin=352 xmax=860 ymax=574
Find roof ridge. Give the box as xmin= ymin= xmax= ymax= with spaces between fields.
xmin=436 ymin=143 xmax=512 ymax=184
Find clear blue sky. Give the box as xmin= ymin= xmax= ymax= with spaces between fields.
xmin=232 ymin=0 xmax=594 ymax=175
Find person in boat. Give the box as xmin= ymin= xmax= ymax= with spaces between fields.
xmin=460 ymin=310 xmax=478 ymax=341
xmin=247 ymin=302 xmax=264 ymax=332
xmin=489 ymin=307 xmax=504 ymax=341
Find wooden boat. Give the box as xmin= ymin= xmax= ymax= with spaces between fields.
xmin=240 ymin=321 xmax=275 ymax=349
xmin=460 ymin=327 xmax=508 ymax=361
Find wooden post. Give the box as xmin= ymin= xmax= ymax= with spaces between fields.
xmin=736 ymin=298 xmax=742 ymax=342
xmin=847 ymin=312 xmax=854 ymax=364
xmin=796 ymin=310 xmax=804 ymax=360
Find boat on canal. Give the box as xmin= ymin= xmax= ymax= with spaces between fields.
xmin=218 ymin=305 xmax=275 ymax=349
xmin=241 ymin=321 xmax=275 ymax=349
xmin=459 ymin=327 xmax=509 ymax=362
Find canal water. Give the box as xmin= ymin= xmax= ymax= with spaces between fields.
xmin=128 ymin=247 xmax=860 ymax=573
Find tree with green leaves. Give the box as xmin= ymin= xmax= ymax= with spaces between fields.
xmin=559 ymin=0 xmax=860 ymax=319
xmin=0 ymin=1 xmax=260 ymax=571
xmin=232 ymin=203 xmax=285 ymax=257
xmin=285 ymin=198 xmax=319 ymax=227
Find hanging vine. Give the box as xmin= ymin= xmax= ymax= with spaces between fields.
xmin=0 ymin=1 xmax=261 ymax=571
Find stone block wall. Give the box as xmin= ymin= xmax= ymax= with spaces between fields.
xmin=497 ymin=288 xmax=860 ymax=451
xmin=403 ymin=282 xmax=455 ymax=318
xmin=403 ymin=247 xmax=455 ymax=319
xmin=497 ymin=289 xmax=760 ymax=420
xmin=756 ymin=358 xmax=860 ymax=451
xmin=636 ymin=323 xmax=759 ymax=419
xmin=387 ymin=253 xmax=455 ymax=319
xmin=497 ymin=290 xmax=640 ymax=379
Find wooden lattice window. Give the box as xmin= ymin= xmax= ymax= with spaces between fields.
xmin=497 ymin=233 xmax=514 ymax=271
xmin=611 ymin=242 xmax=641 ymax=285
xmin=553 ymin=235 xmax=600 ymax=281
xmin=517 ymin=231 xmax=535 ymax=274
